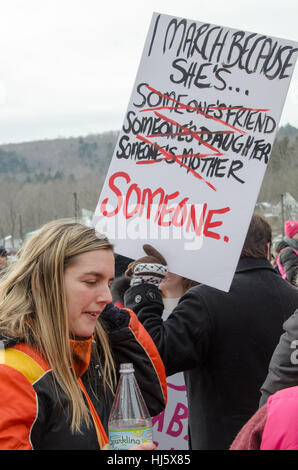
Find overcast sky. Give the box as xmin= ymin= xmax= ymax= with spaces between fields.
xmin=0 ymin=0 xmax=297 ymax=145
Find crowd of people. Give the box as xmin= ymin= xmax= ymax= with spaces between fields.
xmin=0 ymin=215 xmax=297 ymax=450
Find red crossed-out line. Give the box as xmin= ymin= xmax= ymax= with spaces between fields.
xmin=136 ymin=132 xmax=217 ymax=191
xmin=142 ymin=84 xmax=269 ymax=135
xmin=134 ymin=84 xmax=270 ymax=192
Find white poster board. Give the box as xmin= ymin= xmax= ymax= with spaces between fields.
xmin=152 ymin=305 xmax=188 ymax=449
xmin=92 ymin=12 xmax=298 ymax=291
xmin=152 ymin=374 xmax=188 ymax=450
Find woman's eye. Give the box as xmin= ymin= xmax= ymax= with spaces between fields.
xmin=85 ymin=280 xmax=97 ymax=285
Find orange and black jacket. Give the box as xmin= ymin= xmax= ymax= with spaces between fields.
xmin=0 ymin=305 xmax=167 ymax=450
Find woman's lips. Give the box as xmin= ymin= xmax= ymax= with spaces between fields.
xmin=84 ymin=311 xmax=101 ymax=319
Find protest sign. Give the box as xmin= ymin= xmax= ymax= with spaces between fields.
xmin=152 ymin=374 xmax=188 ymax=450
xmin=152 ymin=304 xmax=188 ymax=450
xmin=92 ymin=12 xmax=298 ymax=291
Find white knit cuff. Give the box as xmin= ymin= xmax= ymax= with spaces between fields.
xmin=130 ymin=276 xmax=162 ymax=287
xmin=130 ymin=263 xmax=168 ymax=287
xmin=133 ymin=263 xmax=168 ymax=277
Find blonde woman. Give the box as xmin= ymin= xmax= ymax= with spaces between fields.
xmin=0 ymin=219 xmax=166 ymax=450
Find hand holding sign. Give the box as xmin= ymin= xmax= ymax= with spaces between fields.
xmin=126 ymin=244 xmax=168 ymax=287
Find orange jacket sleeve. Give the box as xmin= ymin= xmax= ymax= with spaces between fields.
xmin=0 ymin=364 xmax=38 ymax=450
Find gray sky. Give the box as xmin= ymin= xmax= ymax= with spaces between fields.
xmin=0 ymin=0 xmax=297 ymax=144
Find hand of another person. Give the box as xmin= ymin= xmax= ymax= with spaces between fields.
xmin=125 ymin=245 xmax=168 ymax=287
xmin=131 ymin=441 xmax=156 ymax=450
xmin=102 ymin=442 xmax=156 ymax=450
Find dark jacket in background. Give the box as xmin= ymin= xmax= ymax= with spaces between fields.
xmin=276 ymin=237 xmax=298 ymax=285
xmin=124 ymin=258 xmax=298 ymax=450
xmin=260 ymin=308 xmax=298 ymax=407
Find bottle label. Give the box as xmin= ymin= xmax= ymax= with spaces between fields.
xmin=109 ymin=426 xmax=153 ymax=450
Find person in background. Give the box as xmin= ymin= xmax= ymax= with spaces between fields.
xmin=110 ymin=275 xmax=131 ymax=308
xmin=270 ymin=244 xmax=280 ymax=274
xmin=159 ymin=273 xmax=199 ymax=316
xmin=110 ymin=254 xmax=133 ymax=308
xmin=124 ymin=214 xmax=298 ymax=450
xmin=231 ymin=312 xmax=298 ymax=450
xmin=258 ymin=268 xmax=298 ymax=410
xmin=0 ymin=219 xmax=166 ymax=450
xmin=0 ymin=247 xmax=8 ymax=276
xmin=153 ymin=272 xmax=198 ymax=450
xmin=114 ymin=254 xmax=133 ymax=279
xmin=276 ymin=219 xmax=298 ymax=285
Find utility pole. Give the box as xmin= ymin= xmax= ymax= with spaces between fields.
xmin=19 ymin=214 xmax=24 ymax=242
xmin=73 ymin=192 xmax=79 ymax=222
xmin=281 ymin=193 xmax=285 ymax=236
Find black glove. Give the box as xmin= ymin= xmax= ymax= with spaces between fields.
xmin=125 ymin=244 xmax=168 ymax=287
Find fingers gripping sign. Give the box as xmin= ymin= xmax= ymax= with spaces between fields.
xmin=125 ymin=244 xmax=168 ymax=287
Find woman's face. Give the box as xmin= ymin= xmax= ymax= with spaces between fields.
xmin=159 ymin=272 xmax=183 ymax=292
xmin=64 ymin=249 xmax=114 ymax=338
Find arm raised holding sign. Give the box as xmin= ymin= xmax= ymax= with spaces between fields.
xmin=124 ymin=214 xmax=298 ymax=450
xmin=126 ymin=244 xmax=168 ymax=287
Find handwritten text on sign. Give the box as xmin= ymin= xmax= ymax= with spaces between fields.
xmin=93 ymin=13 xmax=298 ymax=291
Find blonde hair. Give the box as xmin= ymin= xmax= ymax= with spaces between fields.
xmin=0 ymin=219 xmax=116 ymax=433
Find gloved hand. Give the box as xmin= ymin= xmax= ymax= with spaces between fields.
xmin=125 ymin=244 xmax=168 ymax=287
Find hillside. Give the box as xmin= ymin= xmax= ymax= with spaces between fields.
xmin=258 ymin=124 xmax=298 ymax=202
xmin=0 ymin=131 xmax=119 ymax=181
xmin=0 ymin=124 xmax=297 ymax=245
xmin=277 ymin=123 xmax=298 ymax=139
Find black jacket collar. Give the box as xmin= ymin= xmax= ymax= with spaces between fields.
xmin=236 ymin=257 xmax=274 ymax=273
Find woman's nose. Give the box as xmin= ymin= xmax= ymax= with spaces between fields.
xmin=96 ymin=284 xmax=112 ymax=305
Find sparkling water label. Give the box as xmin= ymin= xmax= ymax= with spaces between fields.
xmin=109 ymin=426 xmax=153 ymax=450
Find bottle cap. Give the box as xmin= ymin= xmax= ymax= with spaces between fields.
xmin=120 ymin=363 xmax=134 ymax=373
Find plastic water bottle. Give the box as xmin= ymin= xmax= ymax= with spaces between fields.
xmin=108 ymin=363 xmax=153 ymax=450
